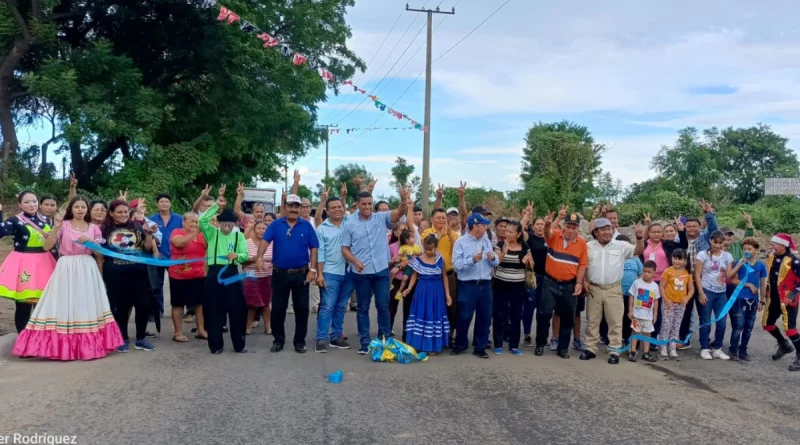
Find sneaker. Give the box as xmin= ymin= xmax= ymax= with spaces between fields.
xmin=493 ymin=348 xmax=503 ymax=355
xmin=549 ymin=337 xmax=558 ymax=351
xmin=628 ymin=351 xmax=638 ymax=362
xmin=534 ymin=346 xmax=544 ymax=356
xmin=739 ymin=352 xmax=751 ymax=362
xmin=183 ymin=315 xmax=195 ymax=323
xmin=315 ymin=341 xmax=328 ymax=353
xmin=642 ymin=352 xmax=657 ymax=362
xmin=677 ymin=343 xmax=692 ymax=350
xmin=510 ymin=348 xmax=522 ymax=356
xmin=659 ymin=347 xmax=669 ymax=360
xmin=669 ymin=349 xmax=679 ymax=359
xmin=134 ymin=339 xmax=156 ymax=351
xmin=288 ymin=308 xmax=295 ymax=315
xmin=711 ymin=349 xmax=730 ymax=360
xmin=572 ymin=339 xmax=585 ymax=351
xmin=117 ymin=341 xmax=130 ymax=353
xmin=329 ymin=338 xmax=351 ymax=349
xmin=523 ymin=336 xmax=533 ymax=347
xmin=599 ymin=337 xmax=608 ymax=345
xmin=700 ymin=349 xmax=713 ymax=360
xmin=358 ymin=346 xmax=369 ymax=355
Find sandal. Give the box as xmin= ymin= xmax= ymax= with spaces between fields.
xmin=246 ymin=330 xmax=252 ymax=336
xmin=195 ymin=333 xmax=208 ymax=340
xmin=251 ymin=321 xmax=259 ymax=329
xmin=265 ymin=328 xmax=272 ymax=335
xmin=172 ymin=334 xmax=189 ymax=342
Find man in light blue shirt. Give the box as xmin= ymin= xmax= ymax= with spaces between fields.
xmin=342 ymin=190 xmax=408 ymax=353
xmin=314 ymin=196 xmax=354 ymax=352
xmin=452 ymin=213 xmax=499 ymax=359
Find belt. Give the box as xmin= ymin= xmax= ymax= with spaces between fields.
xmin=459 ymin=279 xmax=491 ymax=286
xmin=589 ymin=280 xmax=621 ymax=290
xmin=545 ymin=275 xmax=576 ymax=285
xmin=273 ymin=266 xmax=308 ymax=275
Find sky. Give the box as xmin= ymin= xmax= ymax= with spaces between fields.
xmin=20 ymin=0 xmax=800 ymax=198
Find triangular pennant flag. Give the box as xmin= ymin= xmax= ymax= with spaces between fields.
xmin=358 ymin=88 xmax=366 ymax=94
xmin=353 ymin=85 xmax=357 ymax=92
xmin=343 ymin=80 xmax=353 ymax=86
xmin=257 ymin=33 xmax=279 ymax=48
xmin=217 ymin=6 xmax=232 ymax=21
xmin=346 ymin=129 xmax=350 ymax=134
xmin=368 ymin=95 xmax=377 ymax=101
xmin=281 ymin=45 xmax=292 ymax=57
xmin=422 ymin=126 xmax=429 ymax=132
xmin=308 ymin=59 xmax=318 ymax=69
xmin=201 ymin=0 xmax=217 ymax=9
xmin=227 ymin=12 xmax=240 ymax=24
xmin=240 ymin=20 xmax=256 ymax=33
xmin=380 ymin=105 xmax=386 ymax=111
xmin=293 ymin=53 xmax=307 ymax=66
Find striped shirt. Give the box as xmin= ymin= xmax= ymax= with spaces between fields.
xmin=494 ymin=241 xmax=528 ymax=283
xmin=545 ymin=229 xmax=588 ymax=281
xmin=245 ymin=238 xmax=273 ymax=277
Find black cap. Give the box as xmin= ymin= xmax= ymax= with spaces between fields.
xmin=495 ymin=216 xmax=510 ymax=225
xmin=217 ymin=209 xmax=238 ymax=223
xmin=564 ymin=213 xmax=581 ymax=226
xmin=472 ymin=205 xmax=493 ymax=217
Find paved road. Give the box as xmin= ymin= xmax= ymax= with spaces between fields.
xmin=1 ymin=301 xmax=800 ymax=445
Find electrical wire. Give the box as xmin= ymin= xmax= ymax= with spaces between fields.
xmin=433 ymin=0 xmax=511 ymax=64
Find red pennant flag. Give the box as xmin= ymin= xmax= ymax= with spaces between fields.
xmin=227 ymin=12 xmax=240 ymax=25
xmin=422 ymin=126 xmax=429 ymax=132
xmin=358 ymin=88 xmax=366 ymax=94
xmin=293 ymin=53 xmax=307 ymax=66
xmin=217 ymin=6 xmax=231 ymax=21
xmin=321 ymin=69 xmax=334 ymax=81
xmin=257 ymin=33 xmax=279 ymax=48
xmin=343 ymin=80 xmax=353 ymax=86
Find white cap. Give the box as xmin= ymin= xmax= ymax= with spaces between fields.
xmin=286 ymin=194 xmax=302 ymax=204
xmin=446 ymin=207 xmax=459 ymax=215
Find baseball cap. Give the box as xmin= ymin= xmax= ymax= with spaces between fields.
xmin=472 ymin=205 xmax=493 ymax=216
xmin=446 ymin=207 xmax=459 ymax=216
xmin=467 ymin=213 xmax=492 ymax=227
xmin=720 ymin=226 xmax=735 ymax=235
xmin=285 ymin=194 xmax=302 ymax=205
xmin=594 ymin=218 xmax=612 ymax=229
xmin=495 ymin=216 xmax=510 ymax=225
xmin=129 ymin=198 xmax=141 ymax=209
xmin=565 ymin=213 xmax=581 ymax=226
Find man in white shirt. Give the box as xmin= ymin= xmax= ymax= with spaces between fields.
xmin=580 ymin=218 xmax=644 ymax=364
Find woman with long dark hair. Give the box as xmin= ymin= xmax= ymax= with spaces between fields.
xmin=0 ymin=190 xmax=58 ymax=332
xmin=99 ymin=199 xmax=157 ymax=352
xmin=14 ymin=196 xmax=124 ymax=360
xmin=522 ymin=213 xmax=547 ymax=347
xmin=492 ymin=221 xmax=533 ymax=356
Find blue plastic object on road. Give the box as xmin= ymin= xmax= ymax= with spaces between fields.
xmin=328 ymin=370 xmax=343 ymax=384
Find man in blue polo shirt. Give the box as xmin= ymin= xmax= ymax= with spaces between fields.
xmin=257 ymin=194 xmax=319 ymax=353
xmin=149 ymin=193 xmax=183 ymax=318
xmin=342 ymin=189 xmax=409 ymax=354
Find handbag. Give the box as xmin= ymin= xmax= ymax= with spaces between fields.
xmin=525 ymin=265 xmax=537 ymax=290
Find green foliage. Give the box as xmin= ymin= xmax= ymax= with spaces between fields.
xmin=717 ymin=196 xmax=800 ymax=235
xmin=390 ymin=157 xmax=415 ymax=189
xmin=440 ymin=186 xmax=504 ymax=211
xmin=330 ymin=163 xmax=373 ymax=203
xmin=650 ymin=127 xmax=721 ymax=199
xmin=519 ymin=121 xmax=606 ymax=211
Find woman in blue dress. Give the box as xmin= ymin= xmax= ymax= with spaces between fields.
xmin=402 ymin=234 xmax=452 ymax=354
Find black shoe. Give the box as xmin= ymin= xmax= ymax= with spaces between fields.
xmin=739 ymin=352 xmax=751 ymax=362
xmin=473 ymin=350 xmax=489 ymax=359
xmin=628 ymin=351 xmax=638 ymax=362
xmin=211 ymin=349 xmax=223 ymax=354
xmin=608 ymin=355 xmax=620 ymax=365
xmin=222 ymin=326 xmax=229 ymax=333
xmin=579 ymin=350 xmax=596 ymax=360
xmin=235 ymin=348 xmax=248 ymax=353
xmin=790 ymin=356 xmax=800 ymax=371
xmin=642 ymin=352 xmax=657 ymax=362
xmin=145 ymin=331 xmax=157 ymax=338
xmin=270 ymin=343 xmax=284 ymax=353
xmin=534 ymin=346 xmax=544 ymax=356
xmin=556 ymin=350 xmax=569 ymax=359
xmin=523 ymin=336 xmax=533 ymax=347
xmin=329 ymin=338 xmax=351 ymax=349
xmin=773 ymin=341 xmax=794 ymax=361
xmin=450 ymin=348 xmax=466 ymax=356
xmin=315 ymin=341 xmax=328 ymax=353
xmin=295 ymin=345 xmax=307 ymax=353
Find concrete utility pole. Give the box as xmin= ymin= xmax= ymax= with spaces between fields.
xmin=406 ymin=4 xmax=454 ymax=216
xmin=317 ymin=124 xmax=338 ymax=182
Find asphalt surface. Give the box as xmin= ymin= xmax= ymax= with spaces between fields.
xmin=2 ymin=293 xmax=800 ymax=445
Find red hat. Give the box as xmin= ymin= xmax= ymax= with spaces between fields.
xmin=129 ymin=198 xmax=140 ymax=209
xmin=771 ymin=233 xmax=796 ymax=251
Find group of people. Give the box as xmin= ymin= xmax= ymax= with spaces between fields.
xmin=1 ymin=173 xmax=799 ymax=372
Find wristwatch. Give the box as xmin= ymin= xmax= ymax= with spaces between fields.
xmin=309 ymin=268 xmax=317 ymax=274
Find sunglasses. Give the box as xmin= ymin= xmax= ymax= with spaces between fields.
xmin=286 ymin=226 xmax=293 ymax=238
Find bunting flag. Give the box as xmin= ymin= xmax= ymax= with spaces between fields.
xmin=200 ymin=2 xmax=426 ymax=131
xmin=335 ymin=126 xmax=422 ymax=134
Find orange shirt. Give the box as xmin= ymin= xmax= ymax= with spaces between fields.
xmin=660 ymin=266 xmax=693 ymax=303
xmin=544 ymin=229 xmax=588 ymax=281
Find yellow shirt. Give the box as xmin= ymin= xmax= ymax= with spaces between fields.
xmin=398 ymin=244 xmax=422 ymax=259
xmin=421 ymin=227 xmax=459 ymax=271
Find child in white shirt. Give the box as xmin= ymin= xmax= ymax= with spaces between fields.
xmin=628 ymin=260 xmax=661 ymax=362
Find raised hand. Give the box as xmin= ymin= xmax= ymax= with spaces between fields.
xmin=201 ymin=184 xmax=212 ymax=197
xmin=367 ymin=178 xmax=377 ymax=192
xmin=742 ymin=211 xmax=752 ymax=227
xmin=644 ymin=212 xmax=651 ymax=226
xmin=69 ymin=172 xmax=78 ymax=189
xmin=525 ymin=201 xmax=535 ymax=216
xmin=236 ymin=182 xmax=245 ymax=197
xmin=436 ymin=183 xmax=445 ymax=199
xmin=545 ymin=210 xmax=555 ymax=223
xmin=699 ymin=198 xmax=710 ymax=213
xmin=457 ymin=181 xmax=467 ymax=199
xmin=634 ymin=223 xmax=645 ymax=239
xmin=118 ymin=190 xmax=128 ymax=202
xmin=54 ymin=211 xmax=64 ymax=228
xmin=557 ymin=204 xmax=568 ymax=220
xmin=320 ymin=187 xmax=330 ymax=203
xmin=592 ymin=202 xmax=602 ymax=219
xmin=293 ymin=169 xmax=301 ymax=185
xmin=354 ymin=175 xmax=364 ymax=189
xmin=340 ymin=182 xmax=347 ymax=199
xmin=674 ymin=216 xmax=685 ymax=231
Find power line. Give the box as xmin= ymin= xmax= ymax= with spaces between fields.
xmin=433 ymin=0 xmax=511 ymax=64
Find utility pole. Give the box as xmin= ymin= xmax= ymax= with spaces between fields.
xmin=406 ymin=4 xmax=455 ymax=216
xmin=317 ymin=124 xmax=338 ymax=183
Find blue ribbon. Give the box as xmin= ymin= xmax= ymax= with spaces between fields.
xmin=612 ymin=262 xmax=753 ymax=354
xmin=82 ymin=241 xmax=253 ymax=285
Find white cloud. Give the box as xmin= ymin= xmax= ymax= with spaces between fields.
xmin=456 ymin=146 xmax=523 ymax=155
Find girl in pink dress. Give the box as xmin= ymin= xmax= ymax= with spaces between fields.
xmin=13 ymin=196 xmax=124 ymax=360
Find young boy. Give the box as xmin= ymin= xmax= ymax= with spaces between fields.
xmin=728 ymin=238 xmax=767 ymax=361
xmin=628 ymin=260 xmax=660 ymax=362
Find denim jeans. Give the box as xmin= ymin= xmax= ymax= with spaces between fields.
xmin=698 ymin=288 xmax=728 ymax=350
xmin=456 ymin=280 xmax=493 ymax=352
xmin=316 ymin=272 xmax=354 ymax=341
xmin=728 ymin=298 xmax=758 ymax=356
xmin=522 ymin=274 xmax=543 ymax=336
xmin=353 ymin=269 xmax=391 ymax=347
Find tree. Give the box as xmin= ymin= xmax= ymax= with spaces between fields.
xmin=623 ymin=177 xmax=678 ymax=203
xmin=712 ymin=124 xmax=799 ymax=203
xmin=330 ymin=163 xmax=373 ymax=203
xmin=592 ymin=171 xmax=623 ymax=203
xmin=390 ymin=157 xmax=414 ymax=190
xmin=295 ymin=184 xmax=313 ymax=200
xmin=5 ymin=0 xmax=365 ymax=203
xmin=519 ymin=120 xmax=606 ymax=211
xmin=650 ymin=127 xmax=723 ymax=199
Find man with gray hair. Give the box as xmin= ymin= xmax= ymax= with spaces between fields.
xmin=580 ymin=218 xmax=644 ymax=364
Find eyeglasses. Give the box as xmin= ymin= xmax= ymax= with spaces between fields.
xmin=286 ymin=226 xmax=293 ymax=238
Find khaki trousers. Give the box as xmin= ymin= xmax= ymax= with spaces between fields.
xmin=585 ymin=282 xmax=624 ymax=354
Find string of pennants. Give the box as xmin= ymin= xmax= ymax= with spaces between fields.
xmin=329 ymin=127 xmax=418 ymax=134
xmin=196 ymin=0 xmax=427 ymax=132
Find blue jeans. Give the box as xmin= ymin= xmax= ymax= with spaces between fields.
xmin=456 ymin=280 xmax=493 ymax=352
xmin=316 ymin=272 xmax=354 ymax=341
xmin=698 ymin=289 xmax=727 ymax=350
xmin=353 ymin=269 xmax=391 ymax=347
xmin=728 ymin=298 xmax=758 ymax=356
xmin=522 ymin=274 xmax=543 ymax=335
